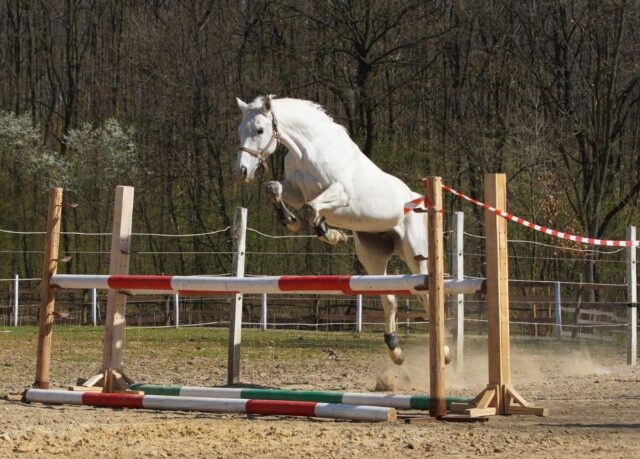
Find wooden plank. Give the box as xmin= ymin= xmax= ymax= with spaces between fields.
xmin=426 ymin=176 xmax=446 ymax=418
xmin=462 ymin=407 xmax=497 ymax=417
xmin=484 ymin=173 xmax=510 ymax=415
xmin=506 ymin=405 xmax=549 ymax=416
xmin=228 ymin=207 xmax=247 ymax=385
xmin=441 ymin=414 xmax=489 ymax=423
xmin=34 ymin=187 xmax=63 ymax=389
xmin=101 ymin=186 xmax=134 ymax=386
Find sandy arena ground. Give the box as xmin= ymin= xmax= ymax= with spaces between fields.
xmin=1 ymin=329 xmax=639 ymax=458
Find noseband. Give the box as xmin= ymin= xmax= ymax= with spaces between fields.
xmin=239 ymin=112 xmax=279 ymax=173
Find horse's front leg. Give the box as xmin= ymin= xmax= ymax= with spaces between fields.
xmin=381 ymin=294 xmax=405 ymax=365
xmin=301 ymin=182 xmax=349 ymax=245
xmin=266 ymin=180 xmax=303 ymax=233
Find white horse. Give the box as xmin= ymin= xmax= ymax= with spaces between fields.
xmin=234 ymin=95 xmax=448 ymax=366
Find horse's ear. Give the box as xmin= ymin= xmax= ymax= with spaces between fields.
xmin=262 ymin=94 xmax=272 ymax=113
xmin=236 ymin=97 xmax=248 ymax=113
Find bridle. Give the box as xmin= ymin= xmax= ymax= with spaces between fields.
xmin=239 ymin=111 xmax=279 ymax=173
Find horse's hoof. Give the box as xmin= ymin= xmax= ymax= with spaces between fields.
xmin=321 ymin=229 xmax=347 ymax=245
xmin=286 ymin=218 xmax=302 ymax=233
xmin=444 ymin=345 xmax=451 ymax=365
xmin=265 ymin=181 xmax=283 ymax=199
xmin=388 ymin=348 xmax=405 ymax=365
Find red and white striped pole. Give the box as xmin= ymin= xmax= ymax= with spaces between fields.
xmin=24 ymin=389 xmax=396 ymax=422
xmin=51 ymin=274 xmax=484 ymax=296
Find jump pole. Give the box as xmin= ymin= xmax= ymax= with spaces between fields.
xmin=34 ymin=187 xmax=63 ymax=389
xmin=129 ymin=384 xmax=474 ymax=410
xmin=24 ymin=389 xmax=397 ymax=422
xmin=50 ymin=274 xmax=483 ymax=296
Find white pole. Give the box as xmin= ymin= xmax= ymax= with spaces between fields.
xmin=452 ymin=211 xmax=464 ymax=370
xmin=260 ymin=293 xmax=267 ymax=330
xmin=228 ymin=207 xmax=247 ymax=385
xmin=554 ymin=282 xmax=562 ymax=340
xmin=627 ymin=226 xmax=637 ymax=366
xmin=356 ymin=295 xmax=363 ymax=333
xmin=174 ymin=293 xmax=180 ymax=328
xmin=91 ymin=288 xmax=97 ymax=326
xmin=13 ymin=274 xmax=19 ymax=327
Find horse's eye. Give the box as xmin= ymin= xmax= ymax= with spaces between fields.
xmin=257 ymin=128 xmax=264 ymax=135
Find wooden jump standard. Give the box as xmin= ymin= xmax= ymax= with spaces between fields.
xmin=32 ymin=174 xmax=545 ymax=419
xmin=448 ymin=174 xmax=547 ymax=417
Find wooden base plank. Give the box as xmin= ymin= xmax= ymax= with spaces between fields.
xmin=80 ymin=370 xmax=134 ymax=393
xmin=506 ymin=405 xmax=549 ymax=416
xmin=462 ymin=407 xmax=497 ymax=417
xmin=450 ymin=384 xmax=547 ymax=418
xmin=441 ymin=414 xmax=489 ymax=423
xmin=400 ymin=415 xmax=438 ymax=425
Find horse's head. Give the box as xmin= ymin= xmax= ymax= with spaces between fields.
xmin=234 ymin=95 xmax=279 ymax=183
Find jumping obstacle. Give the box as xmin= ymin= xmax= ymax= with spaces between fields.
xmin=32 ymin=174 xmax=546 ymax=421
xmin=129 ymin=384 xmax=474 ymax=410
xmin=24 ymin=389 xmax=396 ymax=422
xmin=50 ymin=274 xmax=484 ymax=296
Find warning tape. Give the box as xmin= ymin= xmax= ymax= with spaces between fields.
xmin=403 ymin=185 xmax=639 ymax=248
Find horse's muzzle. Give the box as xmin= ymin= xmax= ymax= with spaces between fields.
xmin=234 ymin=165 xmax=249 ymax=183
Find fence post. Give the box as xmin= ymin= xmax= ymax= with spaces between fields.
xmin=174 ymin=293 xmax=180 ymax=328
xmin=260 ymin=293 xmax=267 ymax=330
xmin=228 ymin=207 xmax=247 ymax=385
xmin=34 ymin=187 xmax=63 ymax=389
xmin=91 ymin=288 xmax=97 ymax=326
xmin=452 ymin=211 xmax=464 ymax=370
xmin=627 ymin=226 xmax=637 ymax=366
xmin=554 ymin=282 xmax=562 ymax=340
xmin=356 ymin=295 xmax=363 ymax=333
xmin=13 ymin=274 xmax=19 ymax=327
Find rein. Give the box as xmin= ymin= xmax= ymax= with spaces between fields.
xmin=239 ymin=112 xmax=279 ymax=173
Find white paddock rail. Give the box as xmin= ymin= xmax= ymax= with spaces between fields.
xmin=50 ymin=274 xmax=485 ymax=296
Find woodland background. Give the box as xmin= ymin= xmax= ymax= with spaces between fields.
xmin=0 ymin=0 xmax=638 ymax=287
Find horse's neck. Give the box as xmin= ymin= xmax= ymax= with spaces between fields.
xmin=278 ymin=114 xmax=349 ymax=165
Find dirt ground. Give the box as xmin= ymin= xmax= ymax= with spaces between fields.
xmin=1 ymin=328 xmax=639 ymax=458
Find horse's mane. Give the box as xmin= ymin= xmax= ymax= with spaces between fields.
xmin=248 ymin=96 xmax=341 ymax=131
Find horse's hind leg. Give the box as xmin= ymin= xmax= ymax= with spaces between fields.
xmin=354 ymin=232 xmax=405 ymax=365
xmin=266 ymin=180 xmax=302 ymax=233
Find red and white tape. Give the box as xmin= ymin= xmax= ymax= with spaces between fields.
xmin=403 ymin=185 xmax=639 ymax=248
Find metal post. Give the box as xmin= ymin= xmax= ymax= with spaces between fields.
xmin=91 ymin=288 xmax=97 ymax=326
xmin=452 ymin=211 xmax=464 ymax=370
xmin=13 ymin=274 xmax=19 ymax=327
xmin=174 ymin=293 xmax=180 ymax=328
xmin=554 ymin=282 xmax=562 ymax=340
xmin=627 ymin=226 xmax=637 ymax=365
xmin=260 ymin=293 xmax=268 ymax=330
xmin=356 ymin=295 xmax=363 ymax=333
xmin=228 ymin=207 xmax=247 ymax=385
